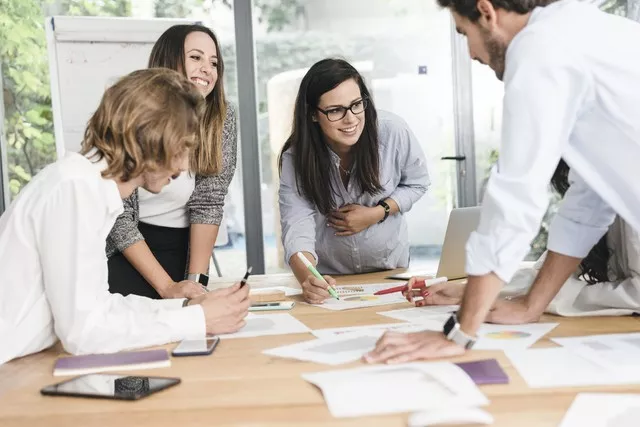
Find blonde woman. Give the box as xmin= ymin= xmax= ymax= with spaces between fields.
xmin=107 ymin=24 xmax=237 ymax=300
xmin=0 ymin=68 xmax=249 ymax=365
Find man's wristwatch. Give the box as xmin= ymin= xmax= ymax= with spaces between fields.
xmin=377 ymin=200 xmax=390 ymax=223
xmin=442 ymin=313 xmax=477 ymax=349
xmin=186 ymin=273 xmax=209 ymax=286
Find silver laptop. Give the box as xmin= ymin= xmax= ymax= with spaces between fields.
xmin=387 ymin=206 xmax=482 ymax=280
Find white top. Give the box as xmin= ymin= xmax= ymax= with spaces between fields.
xmin=139 ymin=172 xmax=195 ymax=228
xmin=466 ymin=0 xmax=640 ymax=282
xmin=0 ymin=153 xmax=205 ymax=366
xmin=505 ymin=218 xmax=640 ymax=316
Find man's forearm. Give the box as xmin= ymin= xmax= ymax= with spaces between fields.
xmin=458 ymin=273 xmax=504 ymax=335
xmin=524 ymin=250 xmax=581 ymax=314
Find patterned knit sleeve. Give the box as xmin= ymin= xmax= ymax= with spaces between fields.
xmin=188 ymin=103 xmax=238 ymax=225
xmin=105 ymin=189 xmax=143 ymax=257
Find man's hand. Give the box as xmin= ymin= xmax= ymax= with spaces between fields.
xmin=363 ymin=330 xmax=466 ymax=364
xmin=486 ymin=296 xmax=543 ymax=324
xmin=161 ymin=280 xmax=207 ymax=299
xmin=403 ymin=278 xmax=465 ymax=307
xmin=328 ymin=204 xmax=384 ymax=236
xmin=192 ymin=283 xmax=251 ymax=335
xmin=301 ymin=274 xmax=337 ymax=304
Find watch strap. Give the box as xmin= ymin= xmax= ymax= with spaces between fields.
xmin=377 ymin=200 xmax=391 ymax=223
xmin=186 ymin=273 xmax=209 ymax=286
xmin=443 ymin=314 xmax=476 ymax=349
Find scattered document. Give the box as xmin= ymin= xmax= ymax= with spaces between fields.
xmin=560 ymin=393 xmax=640 ymax=427
xmin=379 ymin=309 xmax=556 ymax=350
xmin=377 ymin=306 xmax=459 ymax=323
xmin=218 ymin=313 xmax=310 ymax=339
xmin=553 ymin=333 xmax=640 ymax=376
xmin=408 ymin=408 xmax=493 ymax=427
xmin=302 ymin=362 xmax=488 ymax=418
xmin=311 ymin=283 xmax=408 ymax=311
xmin=207 ymin=273 xmax=298 ymax=289
xmin=53 ymin=349 xmax=170 ymax=377
xmin=504 ymin=347 xmax=638 ymax=388
xmin=474 ymin=323 xmax=558 ymax=350
xmin=263 ymin=333 xmax=381 ymax=365
xmin=311 ymin=321 xmax=442 ymax=339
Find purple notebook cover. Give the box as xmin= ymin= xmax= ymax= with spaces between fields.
xmin=455 ymin=359 xmax=509 ymax=385
xmin=54 ymin=349 xmax=169 ymax=371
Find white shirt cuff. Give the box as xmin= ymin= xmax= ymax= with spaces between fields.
xmin=465 ymin=231 xmax=530 ymax=283
xmin=547 ymin=214 xmax=608 ymax=258
xmin=163 ymin=304 xmax=206 ymax=341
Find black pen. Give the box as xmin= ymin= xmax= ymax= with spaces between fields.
xmin=240 ymin=266 xmax=253 ymax=287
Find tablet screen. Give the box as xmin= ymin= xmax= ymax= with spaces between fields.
xmin=41 ymin=374 xmax=180 ymax=400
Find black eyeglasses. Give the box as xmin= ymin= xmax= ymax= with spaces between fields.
xmin=316 ymin=98 xmax=368 ymax=122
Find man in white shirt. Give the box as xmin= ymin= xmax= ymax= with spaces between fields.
xmin=365 ymin=0 xmax=640 ymax=363
xmin=0 ymin=68 xmax=250 ymax=366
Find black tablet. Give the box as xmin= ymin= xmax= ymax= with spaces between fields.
xmin=40 ymin=374 xmax=180 ymax=401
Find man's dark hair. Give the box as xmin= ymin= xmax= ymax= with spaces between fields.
xmin=437 ymin=0 xmax=557 ymax=21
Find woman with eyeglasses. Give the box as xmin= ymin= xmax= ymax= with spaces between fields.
xmin=278 ymin=58 xmax=430 ymax=304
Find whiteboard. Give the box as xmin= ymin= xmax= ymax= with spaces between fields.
xmin=45 ymin=16 xmax=199 ymax=157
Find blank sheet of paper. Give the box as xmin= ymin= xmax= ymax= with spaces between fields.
xmin=302 ymin=362 xmax=488 ymax=418
xmin=218 ymin=313 xmax=311 ymax=339
xmin=560 ymin=393 xmax=640 ymax=427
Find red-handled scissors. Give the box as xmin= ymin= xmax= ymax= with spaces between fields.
xmin=373 ymin=276 xmax=448 ymax=295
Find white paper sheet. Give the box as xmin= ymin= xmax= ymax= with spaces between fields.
xmin=218 ymin=313 xmax=311 ymax=339
xmin=378 ymin=307 xmax=557 ymax=350
xmin=474 ymin=323 xmax=558 ymax=350
xmin=560 ymin=393 xmax=640 ymax=427
xmin=263 ymin=333 xmax=381 ymax=365
xmin=504 ymin=347 xmax=637 ymax=388
xmin=311 ymin=321 xmax=443 ymax=339
xmin=377 ymin=306 xmax=459 ymax=322
xmin=310 ymin=283 xmax=408 ymax=311
xmin=553 ymin=333 xmax=640 ymax=376
xmin=302 ymin=362 xmax=488 ymax=418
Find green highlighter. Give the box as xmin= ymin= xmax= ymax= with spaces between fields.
xmin=296 ymin=252 xmax=340 ymax=300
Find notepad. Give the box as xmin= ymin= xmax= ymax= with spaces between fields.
xmin=53 ymin=349 xmax=171 ymax=377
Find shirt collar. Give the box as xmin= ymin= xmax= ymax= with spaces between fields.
xmin=84 ymin=150 xmax=125 ymax=216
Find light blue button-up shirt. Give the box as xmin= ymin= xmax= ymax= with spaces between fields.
xmin=279 ymin=110 xmax=430 ymax=275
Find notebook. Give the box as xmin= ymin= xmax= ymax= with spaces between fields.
xmin=455 ymin=359 xmax=509 ymax=385
xmin=53 ymin=349 xmax=171 ymax=377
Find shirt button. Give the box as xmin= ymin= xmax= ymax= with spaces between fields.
xmin=356 ymin=264 xmax=360 ymax=269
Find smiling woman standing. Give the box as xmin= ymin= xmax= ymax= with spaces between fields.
xmin=106 ymin=24 xmax=237 ymax=300
xmin=278 ymin=58 xmax=430 ymax=304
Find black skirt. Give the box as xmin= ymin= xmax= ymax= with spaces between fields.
xmin=108 ymin=222 xmax=189 ymax=299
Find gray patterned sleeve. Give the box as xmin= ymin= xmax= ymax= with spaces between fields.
xmin=105 ymin=189 xmax=143 ymax=257
xmin=188 ymin=103 xmax=238 ymax=225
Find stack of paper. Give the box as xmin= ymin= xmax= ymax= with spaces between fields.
xmin=302 ymin=362 xmax=490 ymax=418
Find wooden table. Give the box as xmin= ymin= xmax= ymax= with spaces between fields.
xmin=2 ymin=270 xmax=640 ymax=427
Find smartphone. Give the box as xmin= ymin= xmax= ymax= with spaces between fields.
xmin=249 ymin=301 xmax=295 ymax=312
xmin=41 ymin=374 xmax=180 ymax=401
xmin=171 ymin=335 xmax=220 ymax=357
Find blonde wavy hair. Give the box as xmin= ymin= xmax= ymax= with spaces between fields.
xmin=80 ymin=68 xmax=203 ymax=181
xmin=148 ymin=24 xmax=226 ymax=176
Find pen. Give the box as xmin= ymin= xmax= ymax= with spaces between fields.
xmin=296 ymin=252 xmax=340 ymax=300
xmin=373 ymin=276 xmax=448 ymax=295
xmin=240 ymin=266 xmax=253 ymax=288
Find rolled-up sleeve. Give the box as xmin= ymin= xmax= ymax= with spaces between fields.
xmin=547 ymin=170 xmax=615 ymax=258
xmin=387 ymin=119 xmax=430 ymax=213
xmin=188 ymin=104 xmax=238 ymax=225
xmin=106 ymin=190 xmax=143 ymax=255
xmin=279 ymin=150 xmax=318 ymax=264
xmin=466 ymin=40 xmax=592 ymax=283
